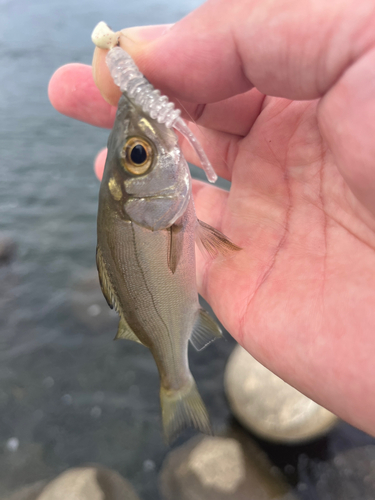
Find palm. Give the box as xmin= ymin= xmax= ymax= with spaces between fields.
xmin=49 ymin=60 xmax=375 ymax=433
xmin=193 ymin=96 xmax=375 ymax=423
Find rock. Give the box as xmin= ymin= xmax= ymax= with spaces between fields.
xmin=225 ymin=345 xmax=338 ymax=444
xmin=160 ymin=434 xmax=297 ymax=500
xmin=5 ymin=481 xmax=47 ymax=500
xmin=1 ymin=442 xmax=53 ymax=494
xmin=0 ymin=234 xmax=16 ymax=264
xmin=36 ymin=466 xmax=140 ymax=500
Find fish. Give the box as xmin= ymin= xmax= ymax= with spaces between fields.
xmin=94 ymin=29 xmax=240 ymax=443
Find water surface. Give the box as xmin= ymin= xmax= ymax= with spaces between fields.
xmin=1 ymin=1 xmax=374 ymax=498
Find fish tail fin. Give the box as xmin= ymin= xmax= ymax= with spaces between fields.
xmin=160 ymin=377 xmax=211 ymax=444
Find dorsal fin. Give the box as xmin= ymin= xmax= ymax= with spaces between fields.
xmin=114 ymin=317 xmax=145 ymax=345
xmin=190 ymin=308 xmax=223 ymax=351
xmin=195 ymin=220 xmax=241 ymax=258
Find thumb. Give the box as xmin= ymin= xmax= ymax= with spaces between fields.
xmin=94 ymin=0 xmax=375 ymax=105
xmin=92 ymin=2 xmax=253 ymax=106
xmin=92 ymin=24 xmax=175 ymax=106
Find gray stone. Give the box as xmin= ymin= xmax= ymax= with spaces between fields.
xmin=160 ymin=434 xmax=297 ymax=500
xmin=36 ymin=466 xmax=140 ymax=500
xmin=1 ymin=442 xmax=53 ymax=495
xmin=0 ymin=234 xmax=16 ymax=264
xmin=4 ymin=481 xmax=47 ymax=500
xmin=225 ymin=345 xmax=338 ymax=443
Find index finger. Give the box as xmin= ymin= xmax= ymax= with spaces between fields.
xmin=48 ymin=63 xmax=117 ymax=128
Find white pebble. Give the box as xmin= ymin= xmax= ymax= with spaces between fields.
xmin=61 ymin=394 xmax=73 ymax=405
xmin=87 ymin=304 xmax=101 ymax=317
xmin=6 ymin=437 xmax=19 ymax=452
xmin=284 ymin=464 xmax=295 ymax=474
xmin=43 ymin=376 xmax=54 ymax=388
xmin=297 ymin=482 xmax=308 ymax=491
xmin=33 ymin=409 xmax=44 ymax=420
xmin=90 ymin=406 xmax=102 ymax=418
xmin=143 ymin=459 xmax=156 ymax=472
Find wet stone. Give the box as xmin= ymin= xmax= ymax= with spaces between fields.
xmin=1 ymin=442 xmax=53 ymax=494
xmin=0 ymin=234 xmax=16 ymax=264
xmin=36 ymin=466 xmax=141 ymax=500
xmin=225 ymin=345 xmax=338 ymax=443
xmin=5 ymin=480 xmax=47 ymax=500
xmin=159 ymin=435 xmax=298 ymax=500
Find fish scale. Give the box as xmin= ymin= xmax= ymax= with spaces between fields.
xmin=106 ymin=201 xmax=197 ymax=388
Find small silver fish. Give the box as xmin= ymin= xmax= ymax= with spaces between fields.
xmin=96 ymin=44 xmax=240 ymax=443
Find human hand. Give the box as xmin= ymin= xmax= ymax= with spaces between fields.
xmin=49 ymin=0 xmax=375 ymax=436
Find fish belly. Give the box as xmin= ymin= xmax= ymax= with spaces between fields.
xmin=98 ymin=198 xmax=199 ymax=391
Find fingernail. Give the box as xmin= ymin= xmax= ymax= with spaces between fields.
xmin=120 ymin=24 xmax=172 ymax=47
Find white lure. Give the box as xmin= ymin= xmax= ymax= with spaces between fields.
xmin=91 ymin=21 xmax=218 ymax=183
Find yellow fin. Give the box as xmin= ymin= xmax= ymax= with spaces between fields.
xmin=160 ymin=378 xmax=211 ymax=445
xmin=190 ymin=308 xmax=223 ymax=351
xmin=195 ymin=219 xmax=241 ymax=258
xmin=114 ymin=317 xmax=144 ymax=346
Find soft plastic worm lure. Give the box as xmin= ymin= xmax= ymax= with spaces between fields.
xmin=92 ymin=22 xmax=218 ymax=183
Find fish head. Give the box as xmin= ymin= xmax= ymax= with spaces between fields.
xmin=101 ymin=95 xmax=191 ymax=231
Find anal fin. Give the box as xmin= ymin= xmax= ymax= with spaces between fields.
xmin=115 ymin=317 xmax=145 ymax=346
xmin=190 ymin=308 xmax=223 ymax=351
xmin=195 ymin=219 xmax=241 ymax=258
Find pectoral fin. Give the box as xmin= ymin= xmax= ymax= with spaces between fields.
xmin=195 ymin=220 xmax=241 ymax=258
xmin=115 ymin=317 xmax=145 ymax=345
xmin=190 ymin=308 xmax=223 ymax=351
xmin=167 ymin=224 xmax=184 ymax=274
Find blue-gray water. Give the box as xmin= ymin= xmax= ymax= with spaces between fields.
xmin=1 ymin=0 xmax=375 ymax=498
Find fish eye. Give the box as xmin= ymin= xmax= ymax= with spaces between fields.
xmin=121 ymin=137 xmax=153 ymax=175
